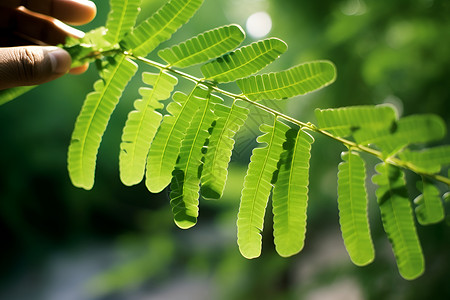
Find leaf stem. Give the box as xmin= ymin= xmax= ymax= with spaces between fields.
xmin=125 ymin=53 xmax=450 ymax=186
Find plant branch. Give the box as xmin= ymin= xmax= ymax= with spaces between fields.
xmin=125 ymin=53 xmax=450 ymax=186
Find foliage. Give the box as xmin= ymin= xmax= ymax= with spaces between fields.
xmin=1 ymin=0 xmax=449 ymax=281
xmin=68 ymin=55 xmax=138 ymax=189
xmin=337 ymin=151 xmax=374 ymax=266
xmin=372 ymin=162 xmax=424 ymax=280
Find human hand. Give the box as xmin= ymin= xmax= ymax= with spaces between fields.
xmin=0 ymin=0 xmax=97 ymax=90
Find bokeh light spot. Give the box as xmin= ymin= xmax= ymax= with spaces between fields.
xmin=246 ymin=11 xmax=272 ymax=38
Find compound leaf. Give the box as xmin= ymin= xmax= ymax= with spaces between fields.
xmin=104 ymin=0 xmax=141 ymax=44
xmin=170 ymin=93 xmax=221 ymax=229
xmin=158 ymin=24 xmax=245 ymax=68
xmin=398 ymin=146 xmax=450 ymax=174
xmin=314 ymin=105 xmax=397 ymax=142
xmin=372 ymin=163 xmax=424 ymax=280
xmin=315 ymin=106 xmax=446 ymax=156
xmin=200 ymin=101 xmax=249 ymax=199
xmin=68 ymin=55 xmax=137 ymax=190
xmin=120 ymin=0 xmax=203 ymax=57
xmin=119 ymin=71 xmax=178 ymax=186
xmin=145 ymin=85 xmax=209 ymax=193
xmin=237 ymin=119 xmax=290 ymax=259
xmin=237 ymin=61 xmax=336 ymax=101
xmin=338 ymin=151 xmax=374 ymax=266
xmin=272 ymin=128 xmax=314 ymax=257
xmin=414 ymin=177 xmax=444 ymax=225
xmin=201 ymin=38 xmax=287 ymax=83
xmin=377 ymin=114 xmax=446 ymax=156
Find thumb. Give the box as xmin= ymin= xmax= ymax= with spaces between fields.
xmin=0 ymin=46 xmax=72 ymax=90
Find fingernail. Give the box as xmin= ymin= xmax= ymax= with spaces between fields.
xmin=47 ymin=47 xmax=72 ymax=74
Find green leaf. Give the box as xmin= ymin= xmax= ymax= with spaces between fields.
xmin=337 ymin=151 xmax=374 ymax=266
xmin=201 ymin=38 xmax=287 ymax=83
xmin=64 ymin=28 xmax=113 ymax=69
xmin=314 ymin=105 xmax=397 ymax=142
xmin=119 ymin=71 xmax=178 ymax=186
xmin=237 ymin=61 xmax=336 ymax=101
xmin=398 ymin=146 xmax=450 ymax=174
xmin=237 ymin=119 xmax=290 ymax=259
xmin=414 ymin=177 xmax=444 ymax=225
xmin=272 ymin=129 xmax=314 ymax=257
xmin=68 ymin=55 xmax=138 ymax=190
xmin=372 ymin=163 xmax=424 ymax=280
xmin=377 ymin=114 xmax=446 ymax=155
xmin=170 ymin=93 xmax=222 ymax=229
xmin=120 ymin=0 xmax=203 ymax=57
xmin=105 ymin=0 xmax=141 ymax=44
xmin=80 ymin=27 xmax=112 ymax=50
xmin=200 ymin=101 xmax=249 ymax=199
xmin=0 ymin=86 xmax=36 ymax=106
xmin=315 ymin=106 xmax=446 ymax=156
xmin=63 ymin=43 xmax=96 ymax=69
xmin=158 ymin=24 xmax=245 ymax=68
xmin=145 ymin=85 xmax=209 ymax=193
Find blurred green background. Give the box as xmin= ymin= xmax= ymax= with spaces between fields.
xmin=1 ymin=0 xmax=450 ymax=299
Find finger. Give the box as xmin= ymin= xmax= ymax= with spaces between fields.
xmin=0 ymin=46 xmax=71 ymax=89
xmin=4 ymin=7 xmax=84 ymax=46
xmin=4 ymin=0 xmax=97 ymax=26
